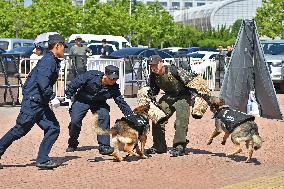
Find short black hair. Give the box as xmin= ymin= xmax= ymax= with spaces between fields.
xmin=48 ymin=43 xmax=56 ymax=50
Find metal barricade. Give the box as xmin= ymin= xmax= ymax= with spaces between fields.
xmin=0 ymin=54 xmax=23 ymax=106
xmin=214 ymin=54 xmax=226 ymax=91
xmin=10 ymin=54 xmax=219 ymax=102
xmin=87 ymin=57 xmax=126 ymax=95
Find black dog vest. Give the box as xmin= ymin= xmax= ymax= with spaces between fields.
xmin=213 ymin=106 xmax=255 ymax=133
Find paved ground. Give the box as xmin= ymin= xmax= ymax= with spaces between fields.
xmin=0 ymin=94 xmax=284 ymax=189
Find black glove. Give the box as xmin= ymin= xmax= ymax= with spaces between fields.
xmin=147 ymin=89 xmax=156 ymax=102
xmin=125 ymin=113 xmax=148 ymax=135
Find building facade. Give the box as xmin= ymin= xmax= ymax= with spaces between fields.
xmin=73 ymin=0 xmax=223 ymax=9
xmin=172 ymin=0 xmax=262 ymax=30
xmin=72 ymin=0 xmax=263 ymax=31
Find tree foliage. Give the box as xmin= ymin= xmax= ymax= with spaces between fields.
xmin=255 ymin=0 xmax=284 ymax=38
xmin=0 ymin=0 xmax=242 ymax=48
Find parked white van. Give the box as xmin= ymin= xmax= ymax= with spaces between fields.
xmin=68 ymin=34 xmax=131 ymax=50
xmin=0 ymin=38 xmax=34 ymax=52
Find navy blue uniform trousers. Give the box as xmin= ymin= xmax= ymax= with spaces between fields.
xmin=0 ymin=100 xmax=60 ymax=164
xmin=68 ymin=100 xmax=110 ymax=148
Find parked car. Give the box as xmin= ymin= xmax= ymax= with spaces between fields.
xmin=68 ymin=34 xmax=131 ymax=50
xmin=162 ymin=47 xmax=182 ymax=53
xmin=64 ymin=42 xmax=89 ymax=56
xmin=188 ymin=51 xmax=219 ymax=74
xmin=188 ymin=51 xmax=219 ymax=65
xmin=3 ymin=46 xmax=48 ymax=74
xmin=0 ymin=47 xmax=5 ymax=54
xmin=0 ymin=38 xmax=34 ymax=52
xmin=87 ymin=43 xmax=117 ymax=57
xmin=261 ymin=40 xmax=284 ymax=91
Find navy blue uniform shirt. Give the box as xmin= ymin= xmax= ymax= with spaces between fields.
xmin=22 ymin=51 xmax=61 ymax=105
xmin=65 ymin=70 xmax=133 ymax=116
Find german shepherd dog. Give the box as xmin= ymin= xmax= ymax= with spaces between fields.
xmin=207 ymin=96 xmax=262 ymax=163
xmin=93 ymin=105 xmax=150 ymax=162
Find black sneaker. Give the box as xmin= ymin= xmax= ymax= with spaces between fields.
xmin=99 ymin=145 xmax=114 ymax=155
xmin=66 ymin=147 xmax=77 ymax=152
xmin=36 ymin=160 xmax=59 ymax=169
xmin=169 ymin=147 xmax=185 ymax=157
xmin=145 ymin=147 xmax=167 ymax=155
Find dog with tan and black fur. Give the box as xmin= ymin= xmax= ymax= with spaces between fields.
xmin=207 ymin=96 xmax=262 ymax=163
xmin=93 ymin=105 xmax=150 ymax=162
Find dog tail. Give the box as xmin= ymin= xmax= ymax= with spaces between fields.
xmin=92 ymin=113 xmax=112 ymax=135
xmin=252 ymin=134 xmax=262 ymax=150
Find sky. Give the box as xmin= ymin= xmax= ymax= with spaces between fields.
xmin=24 ymin=0 xmax=32 ymax=7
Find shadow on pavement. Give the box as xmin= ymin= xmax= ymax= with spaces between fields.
xmin=88 ymin=155 xmax=146 ymax=163
xmin=76 ymin=146 xmax=98 ymax=151
xmin=2 ymin=155 xmax=80 ymax=168
xmin=188 ymin=147 xmax=261 ymax=165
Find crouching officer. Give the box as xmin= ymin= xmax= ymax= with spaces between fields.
xmin=65 ymin=65 xmax=145 ymax=155
xmin=146 ymin=55 xmax=193 ymax=157
xmin=0 ymin=34 xmax=67 ymax=169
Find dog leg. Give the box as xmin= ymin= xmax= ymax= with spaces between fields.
xmin=221 ymin=132 xmax=230 ymax=145
xmin=111 ymin=139 xmax=123 ymax=162
xmin=124 ymin=143 xmax=139 ymax=157
xmin=226 ymin=142 xmax=242 ymax=156
xmin=245 ymin=140 xmax=254 ymax=163
xmin=137 ymin=135 xmax=147 ymax=158
xmin=207 ymin=129 xmax=221 ymax=145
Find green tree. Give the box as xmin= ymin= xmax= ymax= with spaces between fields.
xmin=255 ymin=0 xmax=284 ymax=38
xmin=0 ymin=0 xmax=27 ymax=38
xmin=21 ymin=0 xmax=83 ymax=38
xmin=231 ymin=19 xmax=242 ymax=37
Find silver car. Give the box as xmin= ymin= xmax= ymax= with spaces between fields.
xmin=261 ymin=40 xmax=284 ymax=91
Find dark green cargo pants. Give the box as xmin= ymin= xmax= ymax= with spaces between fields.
xmin=152 ymin=94 xmax=191 ymax=151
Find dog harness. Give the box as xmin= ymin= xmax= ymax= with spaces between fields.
xmin=213 ymin=106 xmax=255 ymax=133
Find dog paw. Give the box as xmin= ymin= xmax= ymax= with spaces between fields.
xmin=226 ymin=153 xmax=233 ymax=156
xmin=114 ymin=157 xmax=124 ymax=162
xmin=140 ymin=155 xmax=148 ymax=159
xmin=221 ymin=141 xmax=226 ymax=145
xmin=245 ymin=158 xmax=251 ymax=163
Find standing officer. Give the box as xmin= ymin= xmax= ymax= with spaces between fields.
xmin=65 ymin=65 xmax=145 ymax=155
xmin=146 ymin=55 xmax=192 ymax=157
xmin=0 ymin=34 xmax=67 ymax=169
xmin=69 ymin=36 xmax=92 ymax=76
xmin=101 ymin=39 xmax=110 ymax=56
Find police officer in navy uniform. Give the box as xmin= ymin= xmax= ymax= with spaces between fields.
xmin=65 ymin=65 xmax=145 ymax=155
xmin=0 ymin=34 xmax=67 ymax=169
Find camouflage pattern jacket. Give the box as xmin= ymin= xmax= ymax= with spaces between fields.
xmin=149 ymin=65 xmax=195 ymax=97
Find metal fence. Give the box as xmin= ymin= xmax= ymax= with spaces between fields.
xmin=0 ymin=54 xmax=218 ymax=105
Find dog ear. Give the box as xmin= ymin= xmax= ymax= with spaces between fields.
xmin=219 ymin=98 xmax=225 ymax=106
xmin=134 ymin=104 xmax=150 ymax=113
xmin=133 ymin=105 xmax=144 ymax=113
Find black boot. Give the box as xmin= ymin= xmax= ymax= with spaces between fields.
xmin=99 ymin=144 xmax=114 ymax=155
xmin=169 ymin=141 xmax=188 ymax=157
xmin=169 ymin=146 xmax=185 ymax=157
xmin=145 ymin=147 xmax=167 ymax=155
xmin=36 ymin=160 xmax=59 ymax=169
xmin=66 ymin=146 xmax=77 ymax=152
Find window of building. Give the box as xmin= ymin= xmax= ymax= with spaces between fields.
xmin=197 ymin=2 xmax=205 ymax=6
xmin=184 ymin=2 xmax=193 ymax=8
xmin=172 ymin=2 xmax=180 ymax=9
xmin=147 ymin=1 xmax=155 ymax=5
